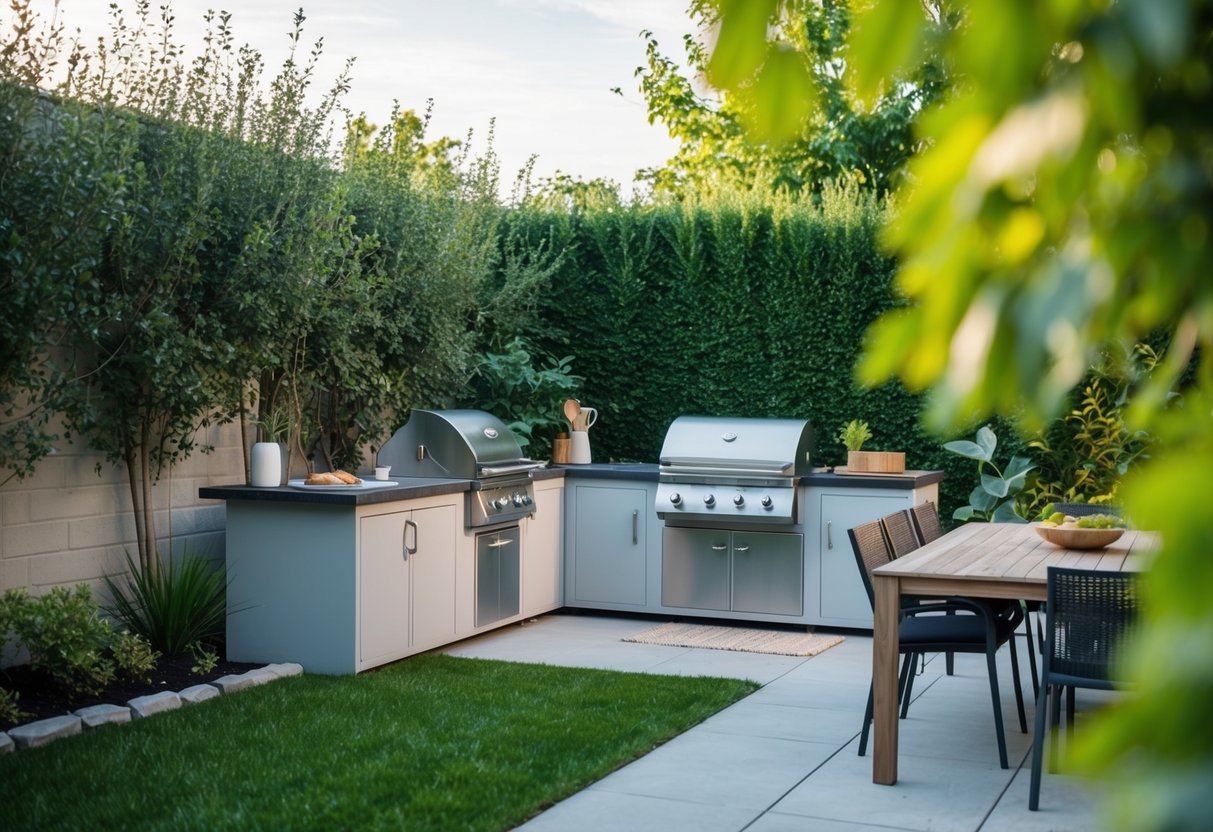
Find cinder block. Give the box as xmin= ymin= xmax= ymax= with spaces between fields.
xmin=68 ymin=513 xmax=137 ymax=550
xmin=3 ymin=521 xmax=69 ymax=558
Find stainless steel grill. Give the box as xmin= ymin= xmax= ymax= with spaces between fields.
xmin=377 ymin=409 xmax=545 ymax=527
xmin=656 ymin=416 xmax=814 ymax=525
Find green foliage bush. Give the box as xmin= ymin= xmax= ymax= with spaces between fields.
xmin=4 ymin=586 xmax=115 ymax=697
xmin=457 ymin=337 xmax=582 ymax=457
xmin=517 ymin=185 xmax=977 ymax=514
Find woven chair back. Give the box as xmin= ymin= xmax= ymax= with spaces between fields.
xmin=847 ymin=520 xmax=892 ymax=607
xmin=1046 ymin=566 xmax=1138 ymax=683
xmin=881 ymin=510 xmax=920 ymax=558
xmin=910 ymin=500 xmax=943 ymax=545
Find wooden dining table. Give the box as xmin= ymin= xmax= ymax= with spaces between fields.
xmin=868 ymin=522 xmax=1155 ymax=785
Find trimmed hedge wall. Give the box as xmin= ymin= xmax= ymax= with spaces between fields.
xmin=514 ymin=189 xmax=978 ymax=517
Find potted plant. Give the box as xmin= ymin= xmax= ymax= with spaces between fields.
xmin=838 ymin=419 xmax=906 ymax=474
xmin=251 ymin=403 xmax=292 ymax=487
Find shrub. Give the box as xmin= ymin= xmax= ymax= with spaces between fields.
xmin=7 ymin=586 xmax=115 ymax=697
xmin=103 ymin=552 xmax=227 ymax=657
xmin=109 ymin=631 xmax=160 ymax=683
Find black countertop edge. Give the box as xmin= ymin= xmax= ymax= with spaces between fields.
xmin=198 ymin=465 xmax=941 ymax=503
xmin=800 ymin=470 xmax=944 ymax=489
xmin=198 ymin=477 xmax=470 ymax=505
xmin=553 ymin=462 xmax=660 ymax=481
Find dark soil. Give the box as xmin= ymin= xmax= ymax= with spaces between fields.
xmin=1 ymin=653 xmax=262 ymax=732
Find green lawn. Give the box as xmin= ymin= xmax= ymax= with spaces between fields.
xmin=2 ymin=655 xmax=758 ymax=831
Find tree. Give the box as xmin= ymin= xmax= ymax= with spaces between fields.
xmin=633 ymin=0 xmax=949 ymax=197
xmin=704 ymin=1 xmax=1213 ymax=828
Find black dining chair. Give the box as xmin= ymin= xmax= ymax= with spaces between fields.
xmin=1029 ymin=566 xmax=1138 ymax=810
xmin=910 ymin=500 xmax=1040 ymax=697
xmin=849 ymin=520 xmax=1028 ymax=769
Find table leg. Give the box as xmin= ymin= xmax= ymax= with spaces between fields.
xmin=873 ymin=573 xmax=900 ymax=784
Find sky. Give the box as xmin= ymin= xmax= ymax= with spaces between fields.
xmin=30 ymin=0 xmax=700 ymax=195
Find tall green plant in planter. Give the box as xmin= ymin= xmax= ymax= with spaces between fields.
xmin=943 ymin=426 xmax=1035 ymax=523
xmin=104 ymin=552 xmax=228 ymax=657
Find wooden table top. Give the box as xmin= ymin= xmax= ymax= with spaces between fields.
xmin=872 ymin=522 xmax=1156 ymax=600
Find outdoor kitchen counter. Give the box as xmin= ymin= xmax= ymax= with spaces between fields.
xmin=199 ymin=477 xmax=473 ymax=507
xmin=800 ymin=469 xmax=943 ymax=489
xmin=553 ymin=462 xmax=659 ymax=481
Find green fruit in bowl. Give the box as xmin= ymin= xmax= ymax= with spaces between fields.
xmin=1075 ymin=514 xmax=1126 ymax=529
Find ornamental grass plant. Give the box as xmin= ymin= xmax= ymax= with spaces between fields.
xmin=0 ymin=655 xmax=757 ymax=832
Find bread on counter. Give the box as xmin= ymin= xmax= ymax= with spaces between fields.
xmin=305 ymin=470 xmax=362 ymax=485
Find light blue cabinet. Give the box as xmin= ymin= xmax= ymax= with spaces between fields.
xmin=565 ymin=482 xmax=654 ymax=608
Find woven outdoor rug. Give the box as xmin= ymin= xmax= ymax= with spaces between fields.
xmin=622 ymin=622 xmax=844 ymax=657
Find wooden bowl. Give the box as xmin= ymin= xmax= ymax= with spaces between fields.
xmin=1034 ymin=524 xmax=1124 ymax=550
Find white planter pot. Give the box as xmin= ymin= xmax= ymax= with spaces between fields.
xmin=251 ymin=442 xmax=283 ymax=487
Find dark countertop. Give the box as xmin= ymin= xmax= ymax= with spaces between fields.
xmin=199 ymin=464 xmax=941 ymax=504
xmin=199 ymin=477 xmax=471 ymax=506
xmin=554 ymin=462 xmax=659 ymax=481
xmin=801 ymin=469 xmax=944 ymax=489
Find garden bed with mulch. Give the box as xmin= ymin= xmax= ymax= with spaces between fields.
xmin=1 ymin=653 xmax=262 ymax=732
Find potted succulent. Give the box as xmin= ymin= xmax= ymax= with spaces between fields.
xmin=838 ymin=419 xmax=905 ymax=474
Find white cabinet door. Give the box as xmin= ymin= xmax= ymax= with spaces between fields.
xmin=359 ymin=511 xmax=411 ymax=664
xmin=409 ymin=503 xmax=458 ymax=649
xmin=819 ymin=493 xmax=907 ymax=624
xmin=522 ymin=484 xmax=563 ymax=615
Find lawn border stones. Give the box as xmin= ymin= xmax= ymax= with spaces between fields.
xmin=2 ymin=663 xmax=298 ymax=752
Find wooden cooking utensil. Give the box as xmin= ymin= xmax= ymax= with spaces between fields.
xmin=563 ymin=398 xmax=581 ymax=429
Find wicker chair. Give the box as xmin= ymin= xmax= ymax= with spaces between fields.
xmin=909 ymin=500 xmax=944 ymax=545
xmin=881 ymin=510 xmax=920 ymax=558
xmin=848 ymin=520 xmax=1028 ymax=769
xmin=1029 ymin=567 xmax=1138 ymax=810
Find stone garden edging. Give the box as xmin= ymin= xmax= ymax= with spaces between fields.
xmin=0 ymin=662 xmax=303 ymax=753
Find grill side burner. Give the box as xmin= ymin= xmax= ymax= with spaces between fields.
xmin=377 ymin=409 xmax=545 ymax=527
xmin=656 ymin=416 xmax=814 ymax=525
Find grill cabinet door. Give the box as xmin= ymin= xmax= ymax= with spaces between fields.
xmin=731 ymin=531 xmax=803 ymax=616
xmin=661 ymin=527 xmax=730 ymax=610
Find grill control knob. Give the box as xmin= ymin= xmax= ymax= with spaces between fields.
xmin=703 ymin=494 xmax=716 ymax=507
xmin=669 ymin=493 xmax=682 ymax=506
xmin=733 ymin=494 xmax=745 ymax=507
xmin=493 ymin=497 xmax=511 ymax=511
xmin=521 ymin=494 xmax=533 ymax=506
xmin=761 ymin=496 xmax=774 ymax=509
xmin=512 ymin=493 xmax=524 ymax=507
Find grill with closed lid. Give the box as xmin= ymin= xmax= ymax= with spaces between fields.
xmin=377 ymin=409 xmax=546 ymax=527
xmin=656 ymin=416 xmax=814 ymax=525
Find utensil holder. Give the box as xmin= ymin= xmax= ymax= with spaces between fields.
xmin=552 ymin=434 xmax=570 ymax=464
xmin=568 ymin=431 xmax=591 ymax=464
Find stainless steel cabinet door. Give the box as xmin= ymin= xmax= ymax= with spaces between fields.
xmin=732 ymin=531 xmax=803 ymax=616
xmin=661 ymin=527 xmax=730 ymax=611
xmin=572 ymin=486 xmax=647 ymax=605
xmin=476 ymin=526 xmax=520 ymax=627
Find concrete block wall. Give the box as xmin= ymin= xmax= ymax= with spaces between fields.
xmin=0 ymin=419 xmax=247 ymax=598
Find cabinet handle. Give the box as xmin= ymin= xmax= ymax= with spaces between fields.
xmin=735 ymin=545 xmax=750 ymax=552
xmin=404 ymin=519 xmax=418 ymax=557
xmin=711 ymin=543 xmax=728 ymax=551
xmin=487 ymin=538 xmax=513 ymax=548
xmin=827 ymin=520 xmax=833 ymax=550
xmin=632 ymin=510 xmax=638 ymax=545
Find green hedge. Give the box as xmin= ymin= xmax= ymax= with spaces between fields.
xmin=512 ymin=188 xmax=980 ymax=517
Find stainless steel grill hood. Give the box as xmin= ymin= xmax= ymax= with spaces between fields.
xmin=378 ymin=409 xmax=541 ymax=480
xmin=657 ymin=416 xmax=814 ymax=524
xmin=377 ymin=409 xmax=545 ymax=527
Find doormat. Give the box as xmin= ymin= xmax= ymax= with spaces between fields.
xmin=622 ymin=622 xmax=844 ymax=657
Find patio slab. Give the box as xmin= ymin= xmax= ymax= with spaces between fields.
xmin=444 ymin=612 xmax=1106 ymax=832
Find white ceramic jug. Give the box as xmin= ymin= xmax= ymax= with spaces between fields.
xmin=568 ymin=430 xmax=592 ymax=464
